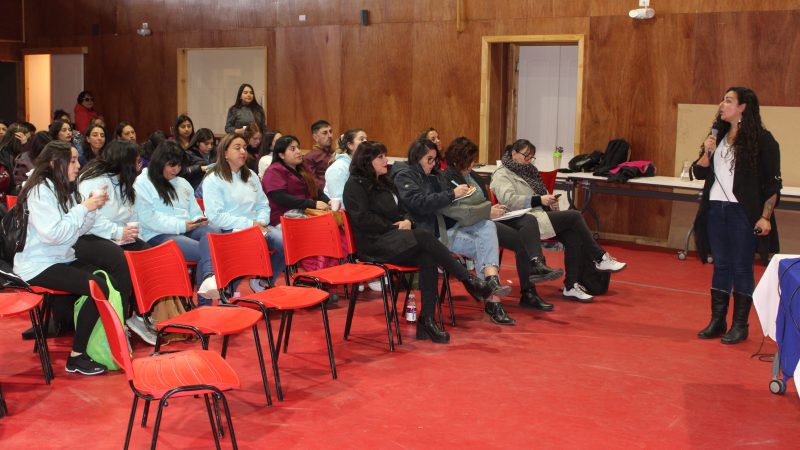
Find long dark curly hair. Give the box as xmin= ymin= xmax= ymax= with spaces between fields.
xmin=704 ymin=87 xmax=764 ymax=173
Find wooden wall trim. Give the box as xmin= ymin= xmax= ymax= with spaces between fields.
xmin=22 ymin=47 xmax=88 ymax=55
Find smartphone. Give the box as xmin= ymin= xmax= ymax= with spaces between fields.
xmin=554 ymin=193 xmax=562 ymax=199
xmin=192 ymin=217 xmax=208 ymax=224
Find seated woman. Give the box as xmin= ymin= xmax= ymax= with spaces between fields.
xmin=0 ymin=123 xmax=30 ymax=201
xmin=114 ymin=121 xmax=137 ymax=142
xmin=78 ymin=139 xmax=153 ymax=342
xmin=173 ymin=114 xmax=194 ymax=151
xmin=139 ymin=130 xmax=166 ymax=169
xmin=262 ymin=135 xmax=330 ymax=226
xmin=393 ymin=139 xmax=515 ymax=325
xmin=81 ymin=123 xmax=107 ymax=165
xmin=244 ymin=121 xmax=263 ymax=173
xmin=344 ymin=141 xmax=495 ymax=343
xmin=440 ymin=137 xmax=562 ymax=312
xmin=202 ymin=134 xmax=285 ymax=290
xmin=14 ymin=140 xmax=115 ymax=375
xmin=324 ymin=128 xmax=366 ymax=202
xmin=491 ymin=139 xmax=627 ymax=302
xmin=180 ymin=127 xmax=216 ymax=190
xmin=48 ymin=119 xmax=73 ymax=144
xmin=257 ymin=129 xmax=281 ymax=179
xmin=134 ymin=140 xmax=220 ymax=305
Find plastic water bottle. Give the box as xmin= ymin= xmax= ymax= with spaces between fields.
xmin=405 ymin=294 xmax=417 ymax=323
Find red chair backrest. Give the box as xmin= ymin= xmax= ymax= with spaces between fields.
xmin=6 ymin=195 xmax=17 ymax=209
xmin=339 ymin=211 xmax=358 ymax=256
xmin=196 ymin=197 xmax=204 ymax=212
xmin=488 ymin=189 xmax=498 ymax=205
xmin=124 ymin=240 xmax=195 ymax=314
xmin=280 ymin=214 xmax=344 ymax=265
xmin=89 ymin=280 xmax=134 ymax=380
xmin=208 ymin=226 xmax=272 ymax=290
xmin=539 ymin=170 xmax=557 ymax=194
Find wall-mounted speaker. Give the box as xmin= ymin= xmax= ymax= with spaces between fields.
xmin=360 ymin=9 xmax=369 ymax=26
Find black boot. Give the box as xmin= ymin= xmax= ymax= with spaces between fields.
xmin=485 ymin=275 xmax=511 ymax=298
xmin=519 ymin=288 xmax=554 ymax=311
xmin=529 ymin=257 xmax=564 ymax=283
xmin=416 ymin=315 xmax=450 ymax=343
xmin=462 ymin=276 xmax=494 ymax=302
xmin=697 ymin=289 xmax=729 ymax=339
xmin=485 ymin=301 xmax=516 ymax=325
xmin=721 ymin=291 xmax=751 ymax=345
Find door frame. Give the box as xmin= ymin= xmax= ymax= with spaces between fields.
xmin=479 ymin=34 xmax=585 ymax=164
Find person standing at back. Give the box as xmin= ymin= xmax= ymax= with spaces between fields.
xmin=224 ymin=83 xmax=266 ymax=135
xmin=74 ymin=91 xmax=98 ymax=134
xmin=303 ymin=120 xmax=334 ymax=190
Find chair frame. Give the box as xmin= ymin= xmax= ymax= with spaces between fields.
xmin=280 ymin=214 xmax=397 ymax=351
xmin=1 ymin=286 xmax=55 ymax=384
xmin=208 ymin=226 xmax=336 ymax=402
xmin=124 ymin=241 xmax=272 ymax=411
xmin=89 ymin=280 xmax=238 ymax=450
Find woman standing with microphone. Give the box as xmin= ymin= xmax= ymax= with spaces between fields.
xmin=692 ymin=87 xmax=782 ymax=345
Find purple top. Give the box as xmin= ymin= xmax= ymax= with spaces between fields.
xmin=262 ymin=162 xmax=313 ymax=225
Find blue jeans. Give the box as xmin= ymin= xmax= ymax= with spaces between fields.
xmin=148 ymin=225 xmax=220 ymax=287
xmin=707 ymin=201 xmax=757 ymax=295
xmin=446 ymin=219 xmax=500 ymax=279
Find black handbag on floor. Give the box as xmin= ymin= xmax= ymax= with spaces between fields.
xmin=0 ymin=199 xmax=29 ymax=263
xmin=579 ymin=257 xmax=611 ymax=295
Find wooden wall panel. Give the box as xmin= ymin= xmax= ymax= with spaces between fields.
xmin=272 ymin=26 xmax=342 ymax=141
xmin=583 ymin=13 xmax=696 ymax=239
xmin=410 ymin=20 xmax=494 ymax=155
xmin=0 ymin=0 xmax=24 ymax=42
xmin=339 ymin=23 xmax=414 ymax=154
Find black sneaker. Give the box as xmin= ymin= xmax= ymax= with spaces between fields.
xmin=65 ymin=354 xmax=107 ymax=376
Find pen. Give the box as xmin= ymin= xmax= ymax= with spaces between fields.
xmin=450 ymin=180 xmax=459 ymax=187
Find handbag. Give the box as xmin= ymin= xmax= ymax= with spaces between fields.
xmin=303 ymin=208 xmax=344 ymax=226
xmin=149 ymin=296 xmax=191 ymax=344
xmin=0 ymin=199 xmax=29 ymax=263
xmin=73 ymin=270 xmax=125 ymax=370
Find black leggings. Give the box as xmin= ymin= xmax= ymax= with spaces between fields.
xmin=380 ymin=229 xmax=471 ymax=317
xmin=547 ymin=210 xmax=605 ymax=286
xmin=74 ymin=235 xmax=143 ymax=313
xmin=28 ymin=260 xmax=111 ymax=354
xmin=495 ymin=214 xmax=542 ymax=290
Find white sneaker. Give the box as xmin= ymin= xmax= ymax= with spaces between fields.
xmin=368 ymin=277 xmax=387 ymax=292
xmin=358 ymin=284 xmax=366 ymax=292
xmin=562 ymin=282 xmax=594 ymax=303
xmin=198 ymin=276 xmax=220 ymax=299
xmin=249 ymin=278 xmax=268 ymax=293
xmin=126 ymin=315 xmax=157 ymax=346
xmin=594 ymin=252 xmax=627 ymax=272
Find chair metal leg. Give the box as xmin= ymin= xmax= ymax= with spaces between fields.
xmin=140 ymin=399 xmax=150 ymax=427
xmin=282 ymin=311 xmax=293 ymax=354
xmin=150 ymin=398 xmax=169 ymax=450
xmin=275 ymin=312 xmax=288 ymax=361
xmin=379 ymin=278 xmax=395 ymax=352
xmin=0 ymin=384 xmax=7 ymax=418
xmin=221 ymin=335 xmax=230 ymax=359
xmin=251 ymin=325 xmax=273 ymax=406
xmin=320 ymin=303 xmax=337 ymax=380
xmin=204 ymin=394 xmax=222 ymax=450
xmin=213 ymin=395 xmax=225 ymax=438
xmin=218 ymin=392 xmax=239 ymax=450
xmin=124 ymin=396 xmax=138 ymax=450
xmin=440 ymin=273 xmax=456 ymax=326
xmin=29 ymin=308 xmax=53 ymax=384
xmin=343 ymin=285 xmax=357 ymax=340
xmin=33 ymin=294 xmax=51 ymax=354
xmin=262 ymin=310 xmax=283 ymax=401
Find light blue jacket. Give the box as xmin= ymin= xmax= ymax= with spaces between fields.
xmin=202 ymin=169 xmax=269 ymax=230
xmin=134 ymin=168 xmax=204 ymax=242
xmin=323 ymin=153 xmax=351 ymax=201
xmin=14 ymin=180 xmax=97 ymax=281
xmin=78 ymin=174 xmax=137 ymax=241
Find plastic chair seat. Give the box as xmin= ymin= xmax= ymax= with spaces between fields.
xmin=242 ymin=286 xmax=329 ymax=310
xmin=382 ymin=263 xmax=418 ymax=273
xmin=29 ymin=286 xmax=70 ymax=295
xmin=132 ymin=349 xmax=240 ymax=398
xmin=302 ymin=263 xmax=386 ymax=285
xmin=0 ymin=292 xmax=44 ymax=317
xmin=157 ymin=306 xmax=262 ymax=336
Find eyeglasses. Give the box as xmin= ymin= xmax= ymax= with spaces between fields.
xmin=518 ymin=151 xmax=536 ymax=161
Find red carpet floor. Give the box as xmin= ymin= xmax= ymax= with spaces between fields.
xmin=1 ymin=243 xmax=797 ymax=449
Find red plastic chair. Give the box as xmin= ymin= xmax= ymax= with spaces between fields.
xmin=208 ymin=226 xmax=335 ymax=401
xmin=89 ymin=280 xmax=240 ymax=450
xmin=196 ymin=197 xmax=205 ymax=212
xmin=124 ymin=241 xmax=272 ymax=407
xmin=5 ymin=195 xmax=17 ymax=209
xmin=0 ymin=291 xmax=53 ymax=385
xmin=280 ymin=214 xmax=396 ymax=351
xmin=539 ymin=170 xmax=557 ymax=194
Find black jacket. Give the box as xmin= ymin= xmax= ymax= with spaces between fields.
xmin=691 ymin=129 xmax=782 ymax=262
xmin=342 ymin=174 xmax=417 ymax=261
xmin=391 ymin=162 xmax=455 ymax=238
xmin=180 ymin=147 xmax=216 ymax=190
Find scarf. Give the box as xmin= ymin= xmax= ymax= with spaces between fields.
xmin=501 ymin=152 xmax=548 ymax=195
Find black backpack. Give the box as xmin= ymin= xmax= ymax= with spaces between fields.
xmin=593 ymin=139 xmax=630 ymax=176
xmin=568 ymin=151 xmax=604 ymax=173
xmin=579 ymin=257 xmax=611 ymax=295
xmin=0 ymin=200 xmax=29 ymax=264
